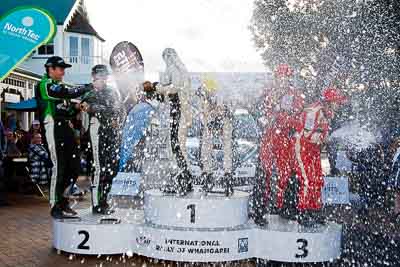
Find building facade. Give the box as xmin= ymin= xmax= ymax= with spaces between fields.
xmin=0 ymin=68 xmax=41 ymax=131
xmin=17 ymin=0 xmax=106 ymax=84
xmin=0 ymin=0 xmax=106 ymax=128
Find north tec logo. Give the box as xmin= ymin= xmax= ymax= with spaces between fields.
xmin=136 ymin=236 xmax=151 ymax=246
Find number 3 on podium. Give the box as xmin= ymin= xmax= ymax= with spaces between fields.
xmin=295 ymin=238 xmax=308 ymax=258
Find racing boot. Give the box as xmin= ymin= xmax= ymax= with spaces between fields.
xmin=224 ymin=172 xmax=234 ymax=197
xmin=51 ymin=200 xmax=79 ymax=219
xmin=310 ymin=209 xmax=326 ymax=225
xmin=60 ymin=198 xmax=78 ymax=216
xmin=201 ymin=172 xmax=215 ymax=194
xmin=162 ymin=169 xmax=193 ymax=196
xmin=93 ymin=201 xmax=115 ymax=215
xmin=176 ymin=169 xmax=193 ymax=196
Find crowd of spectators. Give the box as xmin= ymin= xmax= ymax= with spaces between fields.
xmin=0 ymin=116 xmax=53 ymax=206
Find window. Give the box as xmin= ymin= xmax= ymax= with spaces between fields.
xmin=81 ymin=38 xmax=90 ymax=64
xmin=37 ymin=42 xmax=54 ymax=55
xmin=69 ymin=36 xmax=79 ymax=63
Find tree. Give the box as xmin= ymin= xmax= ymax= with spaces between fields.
xmin=250 ymin=0 xmax=400 ymax=140
xmin=250 ymin=0 xmax=400 ymax=83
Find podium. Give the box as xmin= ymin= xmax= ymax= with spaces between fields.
xmin=53 ymin=188 xmax=342 ymax=263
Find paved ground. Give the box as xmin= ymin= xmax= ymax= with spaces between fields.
xmin=0 ymin=193 xmax=167 ymax=267
xmin=0 ymin=193 xmax=257 ymax=267
xmin=1 ymin=192 xmax=400 ymax=267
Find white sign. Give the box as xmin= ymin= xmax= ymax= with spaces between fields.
xmin=322 ymin=176 xmax=350 ymax=205
xmin=4 ymin=92 xmax=20 ymax=103
xmin=110 ymin=172 xmax=141 ymax=196
xmin=234 ymin=165 xmax=256 ymax=178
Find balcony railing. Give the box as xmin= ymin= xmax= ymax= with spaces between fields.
xmin=66 ymin=56 xmax=105 ymax=65
xmin=63 ymin=56 xmax=107 ymax=84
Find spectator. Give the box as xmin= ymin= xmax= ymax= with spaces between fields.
xmin=28 ymin=133 xmax=51 ymax=185
xmin=13 ymin=120 xmax=41 ymax=155
xmin=15 ymin=129 xmax=28 ymax=155
xmin=26 ymin=120 xmax=42 ymax=141
xmin=5 ymin=113 xmax=16 ymax=132
xmin=3 ymin=130 xmax=22 ymax=192
xmin=5 ymin=130 xmax=21 ymax=158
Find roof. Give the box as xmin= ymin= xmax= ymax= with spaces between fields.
xmin=66 ymin=10 xmax=105 ymax=41
xmin=14 ymin=67 xmax=42 ymax=80
xmin=0 ymin=0 xmax=105 ymax=41
xmin=0 ymin=0 xmax=77 ymax=25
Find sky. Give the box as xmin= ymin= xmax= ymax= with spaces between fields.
xmin=85 ymin=0 xmax=266 ymax=78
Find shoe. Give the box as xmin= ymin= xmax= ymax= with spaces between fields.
xmin=254 ymin=215 xmax=268 ymax=227
xmin=224 ymin=172 xmax=234 ymax=197
xmin=201 ymin=172 xmax=214 ymax=193
xmin=62 ymin=205 xmax=78 ymax=216
xmin=59 ymin=199 xmax=78 ymax=216
xmin=51 ymin=205 xmax=79 ymax=219
xmin=174 ymin=170 xmax=193 ymax=196
xmin=297 ymin=211 xmax=309 ymax=225
xmin=298 ymin=210 xmax=324 ymax=227
xmin=278 ymin=207 xmax=297 ymax=221
xmin=161 ymin=184 xmax=177 ymax=194
xmin=161 ymin=170 xmax=193 ymax=196
xmin=330 ymin=168 xmax=341 ymax=176
xmin=161 ymin=171 xmax=180 ymax=194
xmin=311 ymin=211 xmax=326 ymax=225
xmin=93 ymin=203 xmax=115 ymax=215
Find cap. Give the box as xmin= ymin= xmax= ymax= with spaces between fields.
xmin=91 ymin=64 xmax=110 ymax=76
xmin=32 ymin=120 xmax=40 ymax=125
xmin=322 ymin=87 xmax=347 ymax=104
xmin=202 ymin=75 xmax=218 ymax=94
xmin=44 ymin=56 xmax=72 ymax=69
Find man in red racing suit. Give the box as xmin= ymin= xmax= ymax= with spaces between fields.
xmin=259 ymin=64 xmax=304 ymax=216
xmin=294 ymin=87 xmax=346 ymax=225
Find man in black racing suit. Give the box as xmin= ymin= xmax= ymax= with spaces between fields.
xmin=82 ymin=65 xmax=125 ymax=214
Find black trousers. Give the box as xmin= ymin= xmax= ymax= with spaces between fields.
xmin=54 ymin=120 xmax=80 ymax=206
xmin=97 ymin=129 xmax=120 ymax=205
xmin=168 ymin=93 xmax=189 ymax=172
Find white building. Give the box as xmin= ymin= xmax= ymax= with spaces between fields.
xmin=0 ymin=0 xmax=106 ymax=127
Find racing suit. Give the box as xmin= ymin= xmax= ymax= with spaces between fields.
xmin=294 ymin=102 xmax=329 ymax=211
xmin=159 ymin=48 xmax=193 ymax=193
xmin=83 ymin=87 xmax=125 ymax=208
xmin=259 ymin=87 xmax=304 ymax=209
xmin=36 ymin=74 xmax=90 ymax=208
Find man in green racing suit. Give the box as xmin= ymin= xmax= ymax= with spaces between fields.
xmin=36 ymin=56 xmax=92 ymax=219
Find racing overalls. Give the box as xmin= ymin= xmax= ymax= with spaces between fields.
xmin=36 ymin=74 xmax=90 ymax=207
xmin=83 ymin=87 xmax=125 ymax=208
